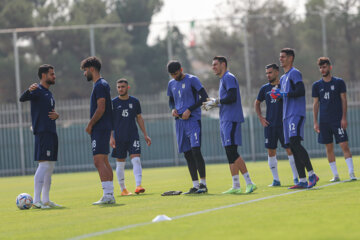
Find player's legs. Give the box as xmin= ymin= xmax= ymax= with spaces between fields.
xmin=41 ymin=161 xmax=55 ymax=204
xmin=265 ymin=126 xmax=280 ymax=185
xmin=339 ymin=141 xmax=355 ymax=179
xmin=325 ymin=143 xmax=340 ymax=180
xmin=130 ymin=154 xmax=145 ymax=194
xmin=115 ymin=158 xmax=129 ymax=194
xmin=285 ymin=148 xmax=298 ymax=182
xmin=184 ymin=150 xmax=199 ymax=187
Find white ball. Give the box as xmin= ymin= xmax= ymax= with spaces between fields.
xmin=16 ymin=193 xmax=33 ymax=210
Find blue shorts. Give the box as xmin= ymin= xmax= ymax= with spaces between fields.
xmin=283 ymin=116 xmax=305 ymax=144
xmin=34 ymin=132 xmax=58 ymax=161
xmin=220 ymin=121 xmax=242 ymax=147
xmin=318 ymin=122 xmax=348 ymax=144
xmin=264 ymin=126 xmax=289 ymax=149
xmin=111 ymin=136 xmax=141 ymax=159
xmin=91 ymin=130 xmax=111 ymax=156
xmin=175 ymin=119 xmax=201 ymax=153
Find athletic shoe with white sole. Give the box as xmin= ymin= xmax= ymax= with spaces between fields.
xmin=245 ymin=183 xmax=257 ymax=194
xmin=92 ymin=195 xmax=115 ymax=205
xmin=330 ymin=176 xmax=340 ymax=182
xmin=196 ymin=183 xmax=208 ymax=193
xmin=32 ymin=201 xmax=50 ymax=209
xmin=349 ymin=173 xmax=357 ymax=181
xmin=121 ymin=189 xmax=133 ymax=196
xmin=182 ymin=187 xmax=199 ymax=194
xmin=268 ymin=179 xmax=281 ymax=187
xmin=43 ymin=201 xmax=63 ymax=208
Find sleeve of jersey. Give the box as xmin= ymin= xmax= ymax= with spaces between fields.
xmin=224 ymin=74 xmax=237 ymax=90
xmin=167 ymin=81 xmax=173 ymax=97
xmin=311 ymin=82 xmax=319 ymax=98
xmin=290 ymin=70 xmax=303 ymax=84
xmin=94 ymin=84 xmax=106 ymax=100
xmin=339 ymin=79 xmax=347 ymax=93
xmin=136 ymin=99 xmax=142 ymax=115
xmin=19 ymin=89 xmax=39 ymax=102
xmin=191 ymin=76 xmax=203 ymax=91
xmin=257 ymin=87 xmax=265 ymax=101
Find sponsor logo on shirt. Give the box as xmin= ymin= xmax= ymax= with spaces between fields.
xmin=129 ymin=103 xmax=133 ymax=109
xmin=182 ymin=83 xmax=185 ymax=89
xmin=47 ymin=150 xmax=51 ymax=157
xmin=117 ymin=105 xmax=122 ymax=109
xmin=92 ymin=140 xmax=96 ymax=150
xmin=331 ymin=85 xmax=334 ymax=90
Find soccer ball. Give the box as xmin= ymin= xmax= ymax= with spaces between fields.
xmin=16 ymin=193 xmax=33 ymax=210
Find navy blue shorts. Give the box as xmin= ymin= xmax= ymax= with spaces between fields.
xmin=220 ymin=121 xmax=242 ymax=147
xmin=318 ymin=122 xmax=348 ymax=144
xmin=111 ymin=137 xmax=141 ymax=159
xmin=34 ymin=132 xmax=58 ymax=161
xmin=264 ymin=126 xmax=289 ymax=149
xmin=91 ymin=130 xmax=111 ymax=156
xmin=175 ymin=119 xmax=201 ymax=153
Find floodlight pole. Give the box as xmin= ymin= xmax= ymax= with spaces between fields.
xmin=242 ymin=17 xmax=256 ymax=162
xmin=13 ymin=31 xmax=26 ymax=175
xmin=320 ymin=12 xmax=328 ymax=57
xmin=89 ymin=26 xmax=96 ymax=56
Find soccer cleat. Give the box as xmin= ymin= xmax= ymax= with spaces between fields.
xmin=92 ymin=195 xmax=116 ymax=205
xmin=308 ymin=174 xmax=319 ymax=188
xmin=330 ymin=176 xmax=340 ymax=182
xmin=293 ymin=178 xmax=299 ymax=184
xmin=222 ymin=188 xmax=242 ymax=194
xmin=32 ymin=201 xmax=50 ymax=209
xmin=349 ymin=173 xmax=357 ymax=181
xmin=288 ymin=181 xmax=308 ymax=189
xmin=245 ymin=183 xmax=257 ymax=194
xmin=196 ymin=183 xmax=208 ymax=193
xmin=121 ymin=189 xmax=133 ymax=196
xmin=134 ymin=186 xmax=145 ymax=194
xmin=268 ymin=179 xmax=281 ymax=187
xmin=182 ymin=187 xmax=199 ymax=194
xmin=43 ymin=201 xmax=62 ymax=208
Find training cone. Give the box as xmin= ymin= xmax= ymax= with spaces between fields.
xmin=152 ymin=215 xmax=172 ymax=222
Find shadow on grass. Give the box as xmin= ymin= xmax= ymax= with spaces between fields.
xmin=97 ymin=203 xmax=125 ymax=208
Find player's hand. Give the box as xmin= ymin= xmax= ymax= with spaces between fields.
xmin=28 ymin=83 xmax=39 ymax=92
xmin=341 ymin=118 xmax=347 ymax=130
xmin=172 ymin=109 xmax=179 ymax=118
xmin=181 ymin=109 xmax=191 ymax=120
xmin=259 ymin=116 xmax=269 ymax=127
xmin=85 ymin=123 xmax=93 ymax=135
xmin=201 ymin=97 xmax=219 ymax=111
xmin=48 ymin=109 xmax=59 ymax=120
xmin=313 ymin=122 xmax=320 ymax=133
xmin=268 ymin=88 xmax=287 ymax=100
xmin=145 ymin=135 xmax=152 ymax=146
xmin=110 ymin=136 xmax=116 ymax=148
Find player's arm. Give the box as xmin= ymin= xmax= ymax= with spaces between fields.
xmin=136 ymin=114 xmax=151 ymax=146
xmin=254 ymin=99 xmax=269 ymax=127
xmin=48 ymin=109 xmax=59 ymax=120
xmin=287 ymin=81 xmax=305 ymax=98
xmin=86 ymin=98 xmax=105 ymax=135
xmin=19 ymin=83 xmax=39 ymax=102
xmin=313 ymin=97 xmax=320 ymax=133
xmin=182 ymin=88 xmax=208 ymax=119
xmin=110 ymin=131 xmax=116 ymax=148
xmin=340 ymin=92 xmax=348 ymax=129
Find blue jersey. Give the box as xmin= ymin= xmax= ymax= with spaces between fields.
xmin=167 ymin=74 xmax=203 ymax=120
xmin=312 ymin=77 xmax=346 ymax=124
xmin=280 ymin=67 xmax=306 ymax=119
xmin=19 ymin=84 xmax=56 ymax=134
xmin=256 ymin=83 xmax=283 ymax=127
xmin=112 ymin=96 xmax=141 ymax=141
xmin=90 ymin=78 xmax=113 ymax=131
xmin=219 ymin=71 xmax=244 ymax=123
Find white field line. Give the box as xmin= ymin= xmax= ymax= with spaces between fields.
xmin=69 ymin=181 xmax=343 ymax=240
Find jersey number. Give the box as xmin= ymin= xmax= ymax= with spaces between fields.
xmin=122 ymin=109 xmax=129 ymax=117
xmin=271 ymin=98 xmax=277 ymax=103
xmin=133 ymin=140 xmax=140 ymax=148
xmin=289 ymin=123 xmax=296 ymax=132
xmin=324 ymin=92 xmax=330 ymax=100
xmin=338 ymin=128 xmax=345 ymax=135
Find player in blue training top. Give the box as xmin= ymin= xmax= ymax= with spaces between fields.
xmin=20 ymin=64 xmax=62 ymax=209
xmin=110 ymin=78 xmax=152 ymax=196
xmin=81 ymin=56 xmax=115 ymax=205
xmin=255 ymin=63 xmax=298 ymax=187
xmin=312 ymin=57 xmax=356 ymax=181
xmin=270 ymin=48 xmax=319 ymax=189
xmin=204 ymin=56 xmax=256 ymax=194
xmin=167 ymin=60 xmax=209 ymax=194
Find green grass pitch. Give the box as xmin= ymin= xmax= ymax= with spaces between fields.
xmin=1 ymin=157 xmax=359 ymax=240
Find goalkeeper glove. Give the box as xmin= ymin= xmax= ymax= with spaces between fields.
xmin=269 ymin=88 xmax=287 ymax=100
xmin=201 ymin=97 xmax=219 ymax=111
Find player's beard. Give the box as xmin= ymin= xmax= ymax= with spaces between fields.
xmin=175 ymin=73 xmax=184 ymax=81
xmin=322 ymin=71 xmax=330 ymax=77
xmin=46 ymin=79 xmax=55 ymax=85
xmin=268 ymin=78 xmax=276 ymax=84
xmin=86 ymin=71 xmax=93 ymax=81
xmin=120 ymin=90 xmax=128 ymax=97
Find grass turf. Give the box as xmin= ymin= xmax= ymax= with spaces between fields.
xmin=0 ymin=156 xmax=359 ymax=240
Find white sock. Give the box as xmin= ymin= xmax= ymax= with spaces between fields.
xmin=101 ymin=181 xmax=114 ymax=196
xmin=200 ymin=178 xmax=206 ymax=186
xmin=308 ymin=170 xmax=314 ymax=177
xmin=329 ymin=161 xmax=339 ymax=177
xmin=288 ymin=155 xmax=298 ymax=179
xmin=34 ymin=162 xmax=47 ymax=203
xmin=345 ymin=158 xmax=354 ymax=174
xmin=268 ymin=156 xmax=279 ymax=181
xmin=116 ymin=161 xmax=126 ymax=191
xmin=300 ymin=177 xmax=307 ymax=183
xmin=232 ymin=175 xmax=240 ymax=189
xmin=242 ymin=172 xmax=252 ymax=185
xmin=41 ymin=162 xmax=55 ymax=203
xmin=131 ymin=157 xmax=142 ymax=186
xmin=192 ymin=180 xmax=199 ymax=188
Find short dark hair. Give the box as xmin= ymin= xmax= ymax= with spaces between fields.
xmin=38 ymin=64 xmax=54 ymax=79
xmin=213 ymin=56 xmax=227 ymax=67
xmin=265 ymin=63 xmax=279 ymax=70
xmin=280 ymin=48 xmax=295 ymax=61
xmin=80 ymin=56 xmax=102 ymax=72
xmin=317 ymin=57 xmax=331 ymax=66
xmin=117 ymin=78 xmax=128 ymax=85
xmin=167 ymin=61 xmax=181 ymax=74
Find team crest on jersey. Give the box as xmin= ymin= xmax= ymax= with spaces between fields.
xmin=129 ymin=103 xmax=133 ymax=109
xmin=331 ymin=85 xmax=334 ymax=90
xmin=182 ymin=83 xmax=185 ymax=89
